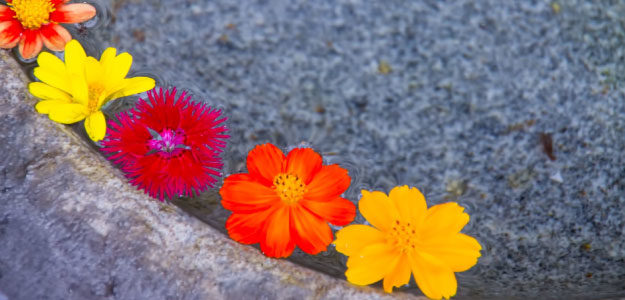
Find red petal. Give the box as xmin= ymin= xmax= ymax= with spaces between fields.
xmin=304 ymin=164 xmax=351 ymax=201
xmin=290 ymin=205 xmax=333 ymax=254
xmin=246 ymin=143 xmax=285 ymax=185
xmin=285 ymin=147 xmax=322 ymax=184
xmin=0 ymin=5 xmax=16 ymax=21
xmin=225 ymin=208 xmax=276 ymax=245
xmin=0 ymin=20 xmax=21 ymax=48
xmin=40 ymin=24 xmax=71 ymax=51
xmin=220 ymin=173 xmax=280 ymax=213
xmin=49 ymin=3 xmax=96 ymax=23
xmin=260 ymin=206 xmax=295 ymax=258
xmin=300 ymin=196 xmax=356 ymax=226
xmin=18 ymin=30 xmax=42 ymax=59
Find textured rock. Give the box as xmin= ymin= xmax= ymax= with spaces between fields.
xmin=79 ymin=0 xmax=625 ymax=298
xmin=0 ymin=51 xmax=421 ymax=299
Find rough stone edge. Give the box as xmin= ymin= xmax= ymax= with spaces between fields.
xmin=0 ymin=50 xmax=424 ymax=299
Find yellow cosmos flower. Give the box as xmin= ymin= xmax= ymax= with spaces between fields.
xmin=28 ymin=39 xmax=155 ymax=141
xmin=334 ymin=186 xmax=482 ymax=299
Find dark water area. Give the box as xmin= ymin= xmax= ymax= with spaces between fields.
xmin=12 ymin=0 xmax=625 ymax=299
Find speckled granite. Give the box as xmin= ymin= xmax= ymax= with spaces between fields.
xmin=78 ymin=0 xmax=625 ymax=299
xmin=0 ymin=51 xmax=422 ymax=300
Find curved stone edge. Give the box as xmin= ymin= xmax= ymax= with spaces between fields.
xmin=0 ymin=50 xmax=424 ymax=299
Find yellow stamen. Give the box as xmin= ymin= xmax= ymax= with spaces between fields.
xmin=87 ymin=85 xmax=105 ymax=113
xmin=388 ymin=219 xmax=418 ymax=253
xmin=8 ymin=0 xmax=55 ymax=30
xmin=273 ymin=173 xmax=306 ymax=204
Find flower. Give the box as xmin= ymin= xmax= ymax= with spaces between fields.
xmin=0 ymin=0 xmax=96 ymax=59
xmin=334 ymin=186 xmax=482 ymax=299
xmin=28 ymin=39 xmax=155 ymax=141
xmin=220 ymin=143 xmax=356 ymax=258
xmin=101 ymin=87 xmax=229 ymax=201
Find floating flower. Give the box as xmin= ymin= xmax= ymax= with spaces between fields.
xmin=220 ymin=143 xmax=356 ymax=258
xmin=28 ymin=39 xmax=155 ymax=141
xmin=0 ymin=0 xmax=96 ymax=59
xmin=334 ymin=186 xmax=481 ymax=299
xmin=101 ymin=87 xmax=229 ymax=201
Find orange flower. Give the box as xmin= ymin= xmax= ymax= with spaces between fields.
xmin=220 ymin=143 xmax=356 ymax=258
xmin=0 ymin=0 xmax=96 ymax=59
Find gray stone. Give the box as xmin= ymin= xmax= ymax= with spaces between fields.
xmin=0 ymin=51 xmax=420 ymax=299
xmin=77 ymin=0 xmax=624 ymax=298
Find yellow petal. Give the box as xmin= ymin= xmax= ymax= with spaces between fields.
xmin=382 ymin=253 xmax=411 ymax=293
xmin=420 ymin=202 xmax=470 ymax=239
xmin=64 ymin=40 xmax=88 ymax=104
xmin=103 ymin=51 xmax=132 ymax=84
xmin=421 ymin=233 xmax=482 ymax=272
xmin=48 ymin=103 xmax=87 ymax=124
xmin=36 ymin=52 xmax=68 ymax=78
xmin=389 ymin=185 xmax=427 ymax=224
xmin=345 ymin=243 xmax=400 ymax=286
xmin=409 ymin=251 xmax=457 ymax=300
xmin=84 ymin=56 xmax=103 ymax=85
xmin=358 ymin=190 xmax=400 ymax=231
xmin=28 ymin=82 xmax=72 ymax=102
xmin=334 ymin=224 xmax=386 ymax=257
xmin=84 ymin=111 xmax=107 ymax=141
xmin=35 ymin=99 xmax=70 ymax=114
xmin=102 ymin=76 xmax=155 ymax=106
xmin=33 ymin=66 xmax=71 ymax=94
xmin=99 ymin=47 xmax=117 ymax=65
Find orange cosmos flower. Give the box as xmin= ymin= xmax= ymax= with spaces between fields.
xmin=220 ymin=143 xmax=356 ymax=258
xmin=0 ymin=0 xmax=96 ymax=59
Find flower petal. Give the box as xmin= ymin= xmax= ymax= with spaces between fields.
xmin=409 ymin=252 xmax=457 ymax=300
xmin=84 ymin=56 xmax=103 ymax=85
xmin=226 ymin=208 xmax=276 ymax=245
xmin=290 ymin=204 xmax=333 ymax=255
xmin=64 ymin=40 xmax=88 ymax=104
xmin=420 ymin=202 xmax=470 ymax=239
xmin=40 ymin=24 xmax=71 ymax=52
xmin=285 ymin=147 xmax=322 ymax=184
xmin=304 ymin=164 xmax=351 ymax=201
xmin=49 ymin=3 xmax=96 ymax=23
xmin=28 ymin=82 xmax=72 ymax=102
xmin=246 ymin=143 xmax=286 ymax=185
xmin=300 ymin=196 xmax=355 ymax=226
xmin=421 ymin=233 xmax=482 ymax=272
xmin=345 ymin=243 xmax=400 ymax=286
xmin=334 ymin=224 xmax=386 ymax=257
xmin=47 ymin=103 xmax=87 ymax=124
xmin=99 ymin=47 xmax=117 ymax=65
xmin=358 ymin=190 xmax=400 ymax=232
xmin=220 ymin=173 xmax=280 ymax=213
xmin=261 ymin=206 xmax=294 ymax=258
xmin=0 ymin=20 xmax=21 ymax=48
xmin=0 ymin=6 xmax=16 ymax=21
xmin=85 ymin=111 xmax=106 ymax=142
xmin=389 ymin=185 xmax=427 ymax=224
xmin=105 ymin=76 xmax=155 ymax=103
xmin=18 ymin=30 xmax=42 ymax=59
xmin=35 ymin=99 xmax=70 ymax=114
xmin=383 ymin=253 xmax=412 ymax=293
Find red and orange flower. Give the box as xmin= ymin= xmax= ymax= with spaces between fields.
xmin=220 ymin=143 xmax=356 ymax=258
xmin=0 ymin=0 xmax=96 ymax=59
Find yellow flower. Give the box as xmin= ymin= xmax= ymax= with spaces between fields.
xmin=28 ymin=39 xmax=155 ymax=141
xmin=334 ymin=185 xmax=482 ymax=299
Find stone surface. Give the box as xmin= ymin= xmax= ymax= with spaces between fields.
xmin=77 ymin=0 xmax=624 ymax=298
xmin=0 ymin=51 xmax=421 ymax=299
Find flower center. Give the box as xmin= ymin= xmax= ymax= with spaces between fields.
xmin=273 ymin=173 xmax=306 ymax=204
xmin=388 ymin=219 xmax=418 ymax=253
xmin=147 ymin=128 xmax=188 ymax=158
xmin=87 ymin=85 xmax=106 ymax=113
xmin=8 ymin=0 xmax=55 ymax=30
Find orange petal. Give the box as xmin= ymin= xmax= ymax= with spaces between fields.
xmin=40 ymin=24 xmax=71 ymax=52
xmin=358 ymin=190 xmax=400 ymax=232
xmin=246 ymin=143 xmax=285 ymax=185
xmin=345 ymin=243 xmax=400 ymax=286
xmin=305 ymin=164 xmax=351 ymax=201
xmin=389 ymin=185 xmax=427 ymax=224
xmin=260 ymin=206 xmax=294 ymax=258
xmin=49 ymin=3 xmax=96 ymax=23
xmin=225 ymin=208 xmax=276 ymax=245
xmin=220 ymin=173 xmax=280 ymax=213
xmin=0 ymin=20 xmax=21 ymax=49
xmin=409 ymin=252 xmax=457 ymax=300
xmin=290 ymin=205 xmax=333 ymax=255
xmin=300 ymin=196 xmax=355 ymax=226
xmin=0 ymin=6 xmax=15 ymax=21
xmin=334 ymin=224 xmax=386 ymax=257
xmin=382 ymin=253 xmax=411 ymax=293
xmin=18 ymin=30 xmax=43 ymax=59
xmin=420 ymin=202 xmax=470 ymax=239
xmin=285 ymin=147 xmax=322 ymax=184
xmin=420 ymin=233 xmax=482 ymax=272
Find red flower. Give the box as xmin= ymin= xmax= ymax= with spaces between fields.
xmin=0 ymin=0 xmax=96 ymax=59
xmin=220 ymin=143 xmax=356 ymax=258
xmin=101 ymin=87 xmax=230 ymax=201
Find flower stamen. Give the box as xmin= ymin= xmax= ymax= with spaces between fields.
xmin=388 ymin=219 xmax=418 ymax=252
xmin=8 ymin=0 xmax=55 ymax=29
xmin=273 ymin=173 xmax=306 ymax=204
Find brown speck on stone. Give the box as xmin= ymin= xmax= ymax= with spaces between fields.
xmin=218 ymin=34 xmax=229 ymax=43
xmin=585 ymin=272 xmax=593 ymax=278
xmin=378 ymin=60 xmax=392 ymax=74
xmin=249 ymin=133 xmax=258 ymax=141
xmin=226 ymin=23 xmax=236 ymax=30
xmin=579 ymin=190 xmax=587 ymax=197
xmin=132 ymin=29 xmax=146 ymax=42
xmin=540 ymin=132 xmax=556 ymax=161
xmin=581 ymin=243 xmax=591 ymax=251
xmin=315 ymin=105 xmax=325 ymax=114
